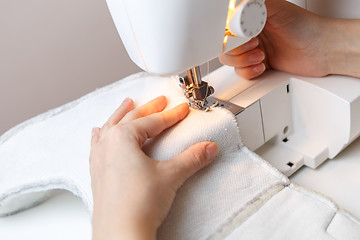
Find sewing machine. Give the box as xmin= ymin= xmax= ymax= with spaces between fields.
xmin=106 ymin=0 xmax=267 ymax=110
xmin=106 ymin=0 xmax=360 ymax=177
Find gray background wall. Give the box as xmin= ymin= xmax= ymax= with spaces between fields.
xmin=0 ymin=0 xmax=141 ymax=135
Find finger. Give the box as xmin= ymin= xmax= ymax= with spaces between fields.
xmin=163 ymin=142 xmax=218 ymax=189
xmin=122 ymin=96 xmax=167 ymax=122
xmin=235 ymin=63 xmax=266 ymax=80
xmin=225 ymin=38 xmax=259 ymax=56
xmin=103 ymin=98 xmax=135 ymax=128
xmin=130 ymin=103 xmax=189 ymax=144
xmin=219 ymin=48 xmax=265 ymax=68
xmin=91 ymin=127 xmax=101 ymax=146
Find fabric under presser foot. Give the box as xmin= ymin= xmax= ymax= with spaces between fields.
xmin=0 ymin=72 xmax=359 ymax=239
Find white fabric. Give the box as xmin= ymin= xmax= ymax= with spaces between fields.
xmin=225 ymin=184 xmax=360 ymax=240
xmin=0 ymin=72 xmax=288 ymax=239
xmin=1 ymin=72 xmax=359 ymax=239
xmin=327 ymin=211 xmax=360 ymax=240
xmin=148 ymin=111 xmax=288 ymax=239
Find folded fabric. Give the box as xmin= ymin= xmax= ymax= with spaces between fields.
xmin=225 ymin=184 xmax=360 ymax=240
xmin=1 ymin=72 xmax=359 ymax=239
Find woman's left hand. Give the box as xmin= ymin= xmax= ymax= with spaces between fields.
xmin=90 ymin=96 xmax=218 ymax=240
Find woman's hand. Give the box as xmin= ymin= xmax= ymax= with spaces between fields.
xmin=90 ymin=96 xmax=218 ymax=240
xmin=219 ymin=0 xmax=334 ymax=79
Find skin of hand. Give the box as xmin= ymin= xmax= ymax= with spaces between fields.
xmin=219 ymin=0 xmax=360 ymax=79
xmin=90 ymin=96 xmax=218 ymax=240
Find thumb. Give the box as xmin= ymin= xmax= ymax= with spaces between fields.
xmin=166 ymin=142 xmax=218 ymax=189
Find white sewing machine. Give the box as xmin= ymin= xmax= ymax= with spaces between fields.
xmin=107 ymin=0 xmax=360 ymax=216
xmin=106 ymin=0 xmax=360 ymax=176
xmin=106 ymin=0 xmax=267 ymax=109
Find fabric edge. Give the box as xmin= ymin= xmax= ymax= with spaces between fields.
xmin=289 ymin=183 xmax=360 ymax=230
xmin=0 ymin=177 xmax=92 ymax=217
xmin=0 ymin=72 xmax=151 ymax=145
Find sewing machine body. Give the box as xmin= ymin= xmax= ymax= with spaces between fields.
xmin=105 ymin=0 xmax=360 ymax=176
xmin=106 ymin=0 xmax=268 ymax=109
xmin=207 ymin=66 xmax=360 ymax=177
xmin=106 ymin=0 xmax=266 ymax=75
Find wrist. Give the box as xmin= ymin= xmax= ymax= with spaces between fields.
xmin=111 ymin=223 xmax=156 ymax=240
xmin=93 ymin=217 xmax=157 ymax=240
xmin=92 ymin=199 xmax=157 ymax=240
xmin=321 ymin=18 xmax=360 ymax=77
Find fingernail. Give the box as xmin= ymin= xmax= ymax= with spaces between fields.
xmin=244 ymin=38 xmax=259 ymax=50
xmin=122 ymin=97 xmax=131 ymax=104
xmin=206 ymin=143 xmax=219 ymax=162
xmin=253 ymin=63 xmax=266 ymax=73
xmin=158 ymin=95 xmax=166 ymax=100
xmin=249 ymin=51 xmax=265 ymax=63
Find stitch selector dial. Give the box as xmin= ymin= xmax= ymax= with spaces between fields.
xmin=229 ymin=0 xmax=267 ymax=38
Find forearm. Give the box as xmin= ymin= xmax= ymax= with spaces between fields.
xmin=322 ymin=18 xmax=360 ymax=78
xmin=92 ymin=195 xmax=157 ymax=240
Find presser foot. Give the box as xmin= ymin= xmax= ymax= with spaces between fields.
xmin=186 ymin=97 xmax=244 ymax=114
xmin=178 ymin=74 xmax=244 ymax=113
xmin=187 ymin=99 xmax=219 ymax=112
xmin=179 ymin=73 xmax=215 ymax=111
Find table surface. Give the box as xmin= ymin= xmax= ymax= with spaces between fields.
xmin=291 ymin=136 xmax=360 ymax=219
xmin=1 ymin=138 xmax=359 ymax=240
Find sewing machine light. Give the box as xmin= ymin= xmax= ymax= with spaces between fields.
xmin=223 ymin=0 xmax=237 ymax=51
xmin=227 ymin=0 xmax=237 ymax=25
xmin=229 ymin=0 xmax=236 ymax=9
xmin=228 ymin=0 xmax=267 ymax=37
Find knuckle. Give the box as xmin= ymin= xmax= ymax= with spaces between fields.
xmin=117 ymin=123 xmax=145 ymax=142
xmin=116 ymin=123 xmax=134 ymax=136
xmin=234 ymin=67 xmax=245 ymax=76
xmin=221 ymin=56 xmax=233 ymax=65
xmin=235 ymin=66 xmax=256 ymax=79
xmin=130 ymin=108 xmax=143 ymax=118
xmin=102 ymin=122 xmax=111 ymax=130
xmin=157 ymin=113 xmax=168 ymax=126
xmin=115 ymin=123 xmax=127 ymax=132
xmin=235 ymin=68 xmax=250 ymax=79
xmin=122 ymin=111 xmax=136 ymax=122
xmin=190 ymin=149 xmax=206 ymax=170
xmin=218 ymin=54 xmax=226 ymax=63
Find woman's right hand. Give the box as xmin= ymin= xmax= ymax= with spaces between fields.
xmin=219 ymin=0 xmax=333 ymax=79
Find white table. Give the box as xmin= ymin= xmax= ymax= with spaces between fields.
xmin=1 ymin=137 xmax=359 ymax=240
xmin=291 ymin=136 xmax=360 ymax=219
